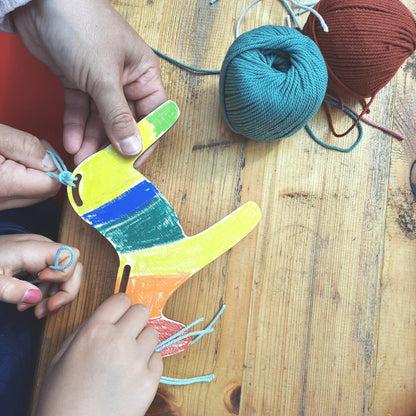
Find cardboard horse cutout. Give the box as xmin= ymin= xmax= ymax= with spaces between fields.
xmin=67 ymin=101 xmax=261 ymax=357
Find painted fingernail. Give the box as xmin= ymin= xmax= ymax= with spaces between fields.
xmin=19 ymin=304 xmax=32 ymax=312
xmin=42 ymin=152 xmax=55 ymax=170
xmin=22 ymin=289 xmax=42 ymax=304
xmin=119 ymin=136 xmax=142 ymax=155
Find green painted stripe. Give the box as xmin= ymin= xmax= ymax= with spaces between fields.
xmin=95 ymin=193 xmax=185 ymax=253
xmin=147 ymin=101 xmax=180 ymax=137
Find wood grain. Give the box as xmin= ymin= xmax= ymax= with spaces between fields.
xmin=31 ymin=1 xmax=416 ymax=414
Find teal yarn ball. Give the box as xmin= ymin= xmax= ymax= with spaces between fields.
xmin=220 ymin=25 xmax=328 ymax=142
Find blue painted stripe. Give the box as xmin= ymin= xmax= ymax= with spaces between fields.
xmin=82 ymin=180 xmax=159 ymax=226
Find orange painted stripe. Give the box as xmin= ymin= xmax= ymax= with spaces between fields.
xmin=124 ymin=272 xmax=192 ymax=318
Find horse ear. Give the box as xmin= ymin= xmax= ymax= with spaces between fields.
xmin=137 ymin=100 xmax=180 ymax=155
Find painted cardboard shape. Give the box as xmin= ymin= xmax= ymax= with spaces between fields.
xmin=68 ymin=101 xmax=261 ymax=357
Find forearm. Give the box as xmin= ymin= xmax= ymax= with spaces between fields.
xmin=0 ymin=0 xmax=31 ymax=32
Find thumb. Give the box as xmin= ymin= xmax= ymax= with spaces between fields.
xmin=92 ymin=85 xmax=142 ymax=157
xmin=0 ymin=125 xmax=56 ymax=172
xmin=0 ymin=275 xmax=42 ymax=305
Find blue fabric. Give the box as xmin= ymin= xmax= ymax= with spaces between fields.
xmin=0 ymin=200 xmax=62 ymax=415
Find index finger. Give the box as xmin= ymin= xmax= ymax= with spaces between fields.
xmin=87 ymin=293 xmax=132 ymax=324
xmin=0 ymin=124 xmax=55 ymax=171
xmin=0 ymin=160 xmax=60 ymax=201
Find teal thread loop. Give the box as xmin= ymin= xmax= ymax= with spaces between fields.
xmin=305 ymin=100 xmax=364 ymax=152
xmin=50 ymin=246 xmax=76 ymax=270
xmin=160 ymin=374 xmax=215 ymax=385
xmin=157 ymin=305 xmax=225 ymax=386
xmin=46 ymin=151 xmax=77 ymax=187
xmin=28 ymin=245 xmax=75 ymax=285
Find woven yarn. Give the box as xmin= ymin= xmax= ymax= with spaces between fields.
xmin=302 ymin=0 xmax=416 ymax=100
xmin=219 ymin=25 xmax=328 ymax=142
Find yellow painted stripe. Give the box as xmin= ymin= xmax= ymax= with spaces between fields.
xmin=68 ymin=146 xmax=146 ymax=214
xmin=119 ymin=201 xmax=261 ymax=275
xmin=139 ymin=118 xmax=157 ymax=152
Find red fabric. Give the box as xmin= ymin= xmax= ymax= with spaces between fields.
xmin=0 ymin=32 xmax=69 ymax=165
xmin=302 ymin=0 xmax=416 ymax=100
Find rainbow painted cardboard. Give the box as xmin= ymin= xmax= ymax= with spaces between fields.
xmin=68 ymin=101 xmax=261 ymax=357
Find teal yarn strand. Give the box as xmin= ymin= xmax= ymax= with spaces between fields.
xmin=220 ymin=25 xmax=328 ymax=142
xmin=151 ymin=47 xmax=220 ymax=75
xmin=305 ymin=99 xmax=364 ymax=152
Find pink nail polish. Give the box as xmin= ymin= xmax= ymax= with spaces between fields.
xmin=19 ymin=304 xmax=32 ymax=312
xmin=22 ymin=289 xmax=42 ymax=304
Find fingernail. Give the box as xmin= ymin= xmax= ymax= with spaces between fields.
xmin=53 ymin=303 xmax=62 ymax=312
xmin=42 ymin=152 xmax=55 ymax=170
xmin=22 ymin=289 xmax=42 ymax=304
xmin=37 ymin=310 xmax=48 ymax=320
xmin=119 ymin=136 xmax=142 ymax=155
xmin=19 ymin=304 xmax=32 ymax=312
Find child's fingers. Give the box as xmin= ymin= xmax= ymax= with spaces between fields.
xmin=0 ymin=274 xmax=42 ymax=305
xmin=116 ymin=303 xmax=150 ymax=337
xmin=33 ymin=297 xmax=50 ymax=319
xmin=46 ymin=263 xmax=83 ymax=311
xmin=3 ymin=237 xmax=78 ymax=276
xmin=86 ymin=293 xmax=132 ymax=324
xmin=30 ymin=281 xmax=58 ymax=318
xmin=147 ymin=351 xmax=163 ymax=377
xmin=38 ymin=247 xmax=81 ymax=283
xmin=136 ymin=325 xmax=160 ymax=356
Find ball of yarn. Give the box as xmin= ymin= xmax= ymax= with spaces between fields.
xmin=302 ymin=0 xmax=416 ymax=100
xmin=219 ymin=25 xmax=328 ymax=142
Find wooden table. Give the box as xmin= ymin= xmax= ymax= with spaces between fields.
xmin=31 ymin=1 xmax=416 ymax=414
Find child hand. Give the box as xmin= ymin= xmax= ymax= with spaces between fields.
xmin=37 ymin=293 xmax=163 ymax=416
xmin=0 ymin=234 xmax=82 ymax=319
xmin=0 ymin=124 xmax=61 ymax=210
xmin=13 ymin=0 xmax=167 ymax=165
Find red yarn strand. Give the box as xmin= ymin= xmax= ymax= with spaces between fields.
xmin=324 ymin=95 xmax=375 ymax=138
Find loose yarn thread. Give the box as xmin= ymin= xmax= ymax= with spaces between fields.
xmin=157 ymin=305 xmax=226 ymax=385
xmin=305 ymin=100 xmax=363 ymax=153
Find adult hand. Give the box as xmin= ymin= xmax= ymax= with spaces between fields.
xmin=0 ymin=234 xmax=82 ymax=319
xmin=0 ymin=124 xmax=60 ymax=210
xmin=37 ymin=294 xmax=163 ymax=416
xmin=13 ymin=0 xmax=167 ymax=165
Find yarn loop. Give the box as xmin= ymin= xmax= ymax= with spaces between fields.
xmin=220 ymin=25 xmax=328 ymax=142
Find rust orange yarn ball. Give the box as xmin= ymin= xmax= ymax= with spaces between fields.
xmin=302 ymin=0 xmax=416 ymax=101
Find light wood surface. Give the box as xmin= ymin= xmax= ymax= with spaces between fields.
xmin=31 ymin=1 xmax=416 ymax=414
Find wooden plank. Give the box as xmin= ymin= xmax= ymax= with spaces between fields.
xmin=373 ymin=39 xmax=416 ymax=415
xmin=31 ymin=0 xmax=416 ymax=414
